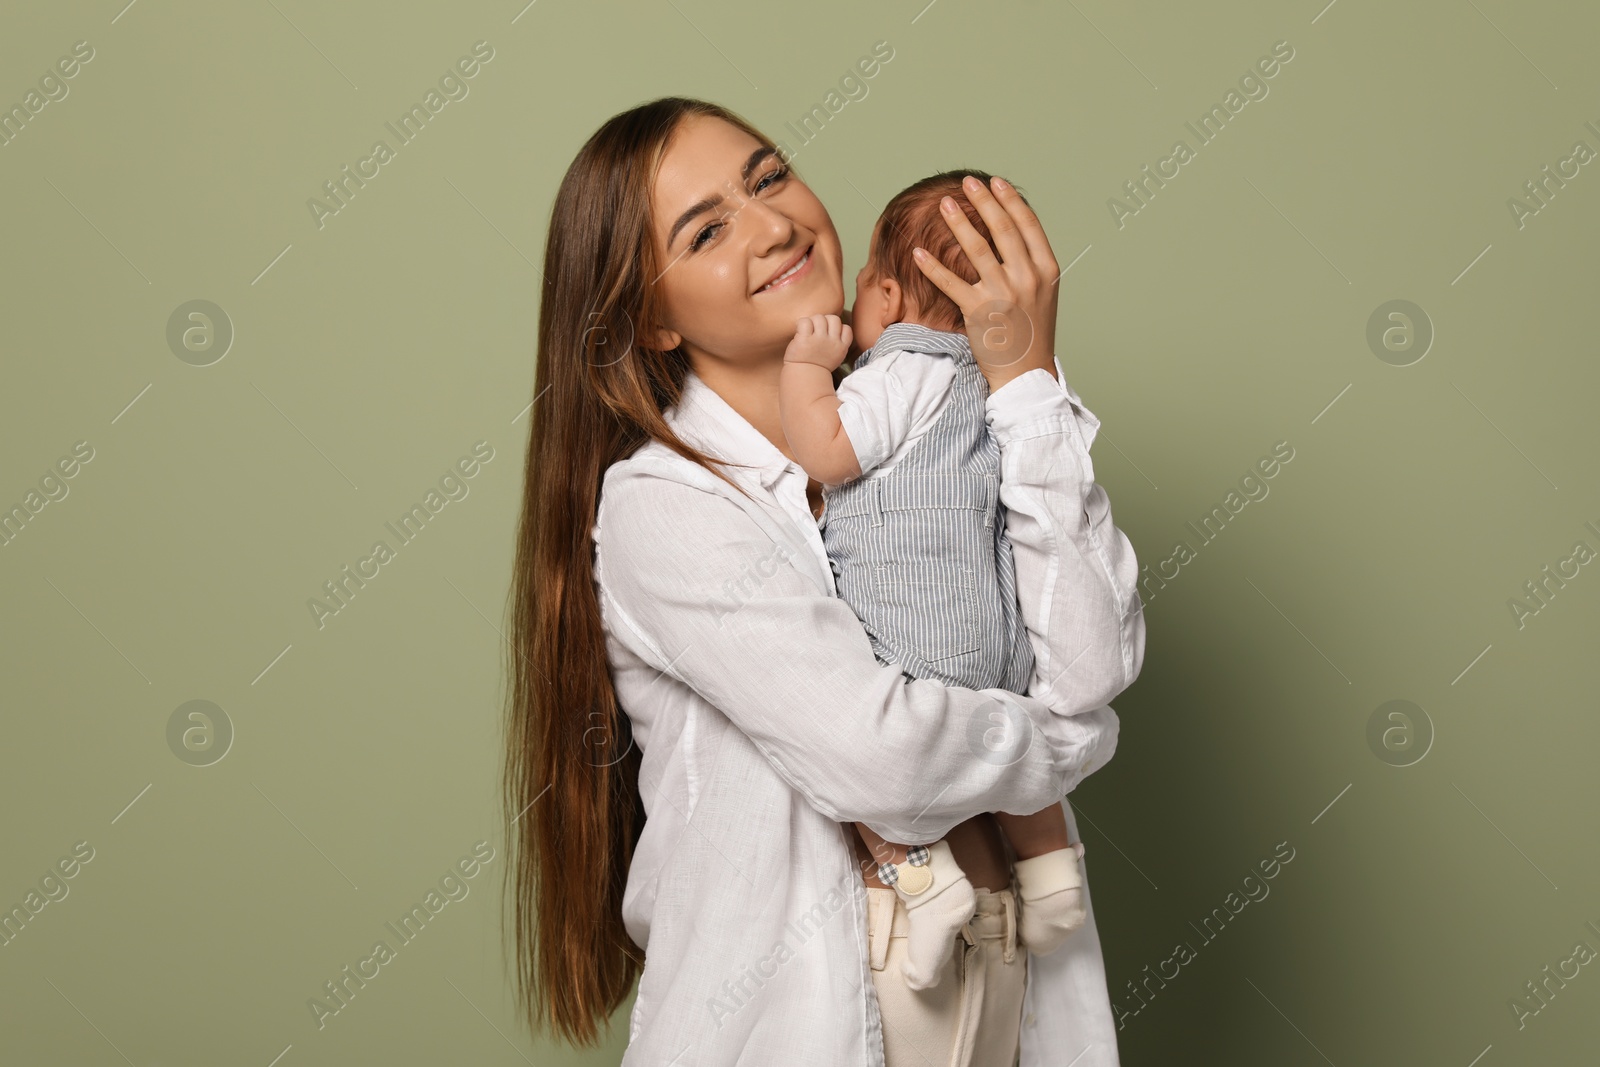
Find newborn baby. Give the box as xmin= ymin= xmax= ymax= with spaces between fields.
xmin=778 ymin=170 xmax=1088 ymax=991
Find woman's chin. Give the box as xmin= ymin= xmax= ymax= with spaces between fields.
xmin=804 ymin=280 xmax=849 ymax=318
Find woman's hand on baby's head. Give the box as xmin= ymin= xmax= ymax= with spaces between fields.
xmin=783 ymin=313 xmax=854 ymax=371
xmin=911 ymin=175 xmax=1062 ymax=392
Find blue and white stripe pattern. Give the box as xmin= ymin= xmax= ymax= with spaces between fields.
xmin=821 ymin=321 xmax=1034 ymax=694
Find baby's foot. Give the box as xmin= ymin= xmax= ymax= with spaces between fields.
xmin=882 ymin=839 xmax=977 ymax=991
xmin=1013 ymin=843 xmax=1087 ymax=956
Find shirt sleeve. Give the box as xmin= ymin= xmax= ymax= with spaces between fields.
xmin=594 ymin=462 xmax=1111 ymax=844
xmin=833 ymin=350 xmax=955 ymax=479
xmin=985 ymin=358 xmax=1147 ymax=792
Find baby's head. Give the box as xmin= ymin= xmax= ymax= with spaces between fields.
xmin=851 ymin=169 xmax=1028 ymax=352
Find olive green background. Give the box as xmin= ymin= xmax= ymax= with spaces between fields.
xmin=3 ymin=0 xmax=1597 ymax=1063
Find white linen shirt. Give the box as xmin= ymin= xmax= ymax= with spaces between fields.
xmin=832 ymin=345 xmax=957 ymax=482
xmin=591 ymin=357 xmax=1146 ymax=1067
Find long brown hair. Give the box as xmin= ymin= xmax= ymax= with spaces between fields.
xmin=502 ymin=97 xmax=781 ymax=1047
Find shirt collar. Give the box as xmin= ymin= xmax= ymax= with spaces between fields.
xmin=664 ymin=368 xmax=795 ymax=492
xmin=868 ymin=321 xmax=971 ymax=362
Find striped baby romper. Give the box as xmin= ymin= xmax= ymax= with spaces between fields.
xmin=820 ymin=321 xmax=1034 ymax=694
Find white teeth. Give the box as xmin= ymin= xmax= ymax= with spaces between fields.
xmin=760 ymin=250 xmax=809 ymax=292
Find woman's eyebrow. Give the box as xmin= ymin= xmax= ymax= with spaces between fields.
xmin=665 ymin=146 xmax=778 ymax=248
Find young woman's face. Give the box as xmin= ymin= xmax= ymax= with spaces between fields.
xmin=649 ymin=115 xmax=845 ymax=367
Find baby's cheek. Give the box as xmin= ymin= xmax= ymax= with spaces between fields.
xmin=849 ymin=312 xmax=878 ymax=352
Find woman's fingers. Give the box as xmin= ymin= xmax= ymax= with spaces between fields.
xmin=911 ymin=245 xmax=978 ymax=311
xmin=935 ymin=196 xmax=1005 ymax=290
xmin=989 ymin=176 xmax=1060 ymax=282
xmin=961 ymin=176 xmax=1033 ymax=274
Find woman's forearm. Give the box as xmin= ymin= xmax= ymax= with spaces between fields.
xmin=987 ymin=361 xmax=1146 ymax=792
xmin=596 ymin=470 xmax=1093 ymax=843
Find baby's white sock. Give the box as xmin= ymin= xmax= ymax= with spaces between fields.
xmin=888 ymin=839 xmax=977 ymax=991
xmin=1013 ymin=843 xmax=1087 ymax=956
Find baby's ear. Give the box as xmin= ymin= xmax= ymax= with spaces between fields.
xmin=879 ymin=276 xmax=904 ymax=326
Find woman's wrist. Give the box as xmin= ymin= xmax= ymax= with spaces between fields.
xmin=985 ymin=358 xmax=1076 ymax=431
xmin=981 ymin=353 xmax=1058 ymax=395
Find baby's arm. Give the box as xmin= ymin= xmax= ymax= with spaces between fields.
xmin=779 ymin=313 xmax=862 ymax=486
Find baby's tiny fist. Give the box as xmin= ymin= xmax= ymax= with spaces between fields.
xmin=784 ymin=317 xmax=850 ymax=370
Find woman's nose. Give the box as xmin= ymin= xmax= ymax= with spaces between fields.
xmin=739 ymin=195 xmax=794 ymax=255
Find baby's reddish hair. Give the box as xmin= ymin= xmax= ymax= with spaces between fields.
xmin=863 ymin=170 xmax=1029 ymax=333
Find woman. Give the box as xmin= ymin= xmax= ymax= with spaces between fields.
xmin=504 ymin=97 xmax=1145 ymax=1066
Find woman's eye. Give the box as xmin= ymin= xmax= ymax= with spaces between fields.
xmin=690 ymin=221 xmax=723 ymax=251
xmin=755 ymin=164 xmax=790 ymax=193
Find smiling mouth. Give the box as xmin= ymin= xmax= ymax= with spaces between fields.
xmin=755 ymin=245 xmax=813 ymax=294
